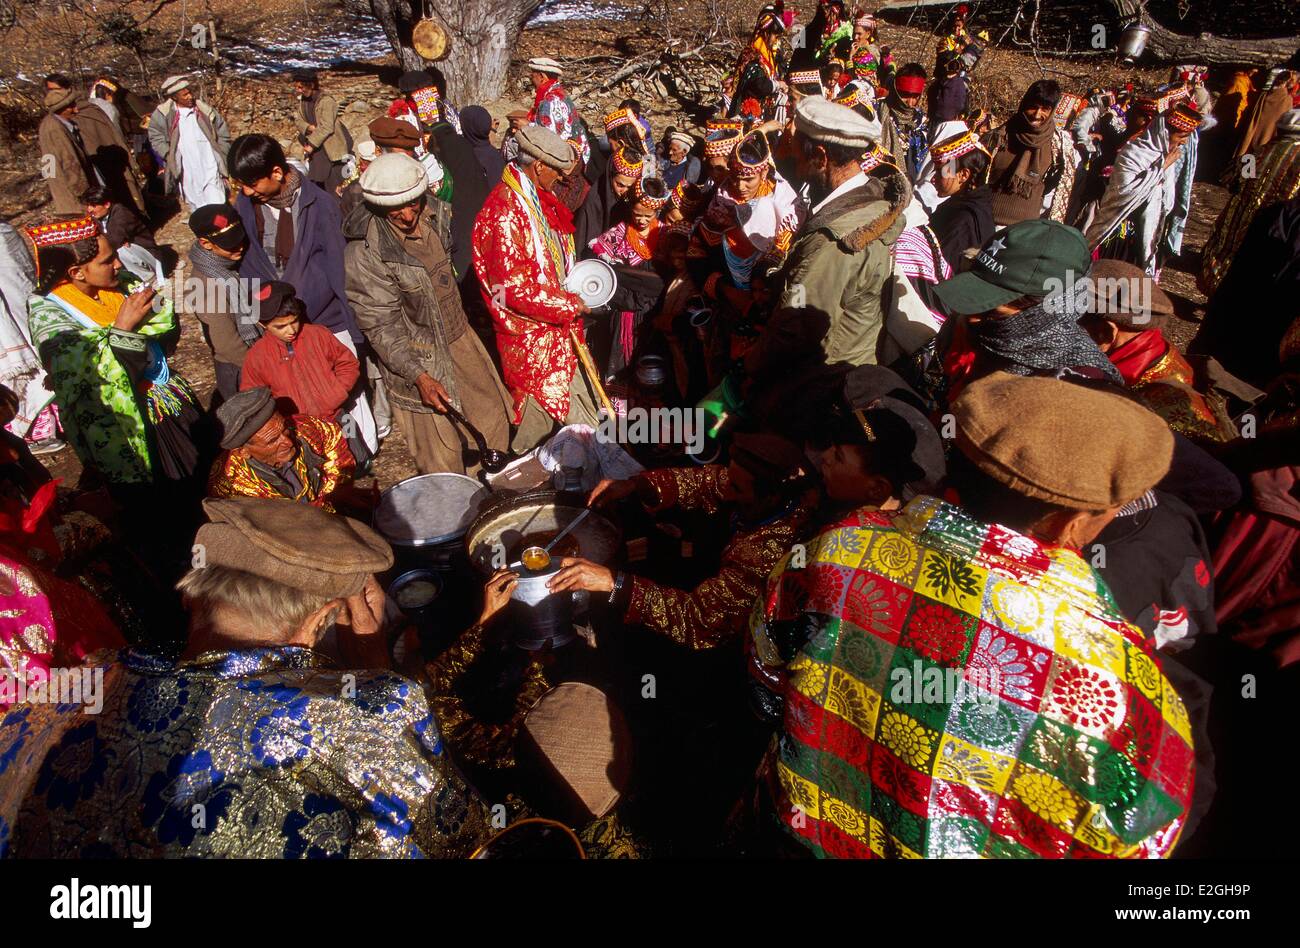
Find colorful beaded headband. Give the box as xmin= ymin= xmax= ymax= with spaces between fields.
xmin=411 ymin=86 xmax=441 ymax=125
xmin=604 ymin=107 xmax=636 ymax=132
xmin=929 ymin=129 xmax=989 ymax=164
xmin=1166 ymin=102 xmax=1202 ymax=133
xmin=703 ymin=128 xmax=741 ymax=158
xmin=859 ymin=143 xmax=887 ymax=172
xmin=705 ymin=117 xmax=745 ymax=134
xmin=634 ymin=176 xmax=670 ymax=210
xmin=729 ymin=129 xmax=771 ymax=172
xmin=611 ymin=145 xmax=644 ymax=178
xmin=25 ymin=216 xmax=100 ymax=279
xmin=789 ymin=70 xmax=822 ymax=89
xmin=26 ymin=216 xmax=99 ymax=249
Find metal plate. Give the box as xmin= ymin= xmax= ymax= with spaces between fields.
xmin=374 ymin=473 xmax=489 ymax=548
xmin=563 ymin=258 xmax=617 ymax=309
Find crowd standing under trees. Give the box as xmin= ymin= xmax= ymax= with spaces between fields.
xmin=0 ymin=0 xmax=1298 ymax=862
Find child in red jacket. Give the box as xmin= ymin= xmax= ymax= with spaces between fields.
xmin=240 ymin=280 xmax=360 ymax=426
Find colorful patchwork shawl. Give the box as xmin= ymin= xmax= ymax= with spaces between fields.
xmin=749 ymin=496 xmax=1194 ymax=858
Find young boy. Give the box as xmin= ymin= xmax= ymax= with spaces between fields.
xmin=239 ymin=281 xmax=363 ymax=458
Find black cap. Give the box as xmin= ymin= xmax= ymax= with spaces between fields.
xmin=253 ymin=280 xmax=298 ymax=323
xmin=188 ymin=203 xmax=248 ymax=252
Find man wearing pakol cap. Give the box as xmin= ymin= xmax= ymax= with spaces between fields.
xmin=75 ymin=76 xmax=148 ymax=217
xmin=186 ymin=202 xmax=257 ymax=400
xmin=146 ymin=75 xmax=229 ymax=209
xmin=0 ymin=497 xmax=493 ymax=857
xmin=526 ymin=57 xmax=591 ymax=165
xmin=472 ymin=124 xmax=601 ymax=452
xmin=761 ymin=97 xmax=908 ymax=366
xmin=751 ymin=372 xmax=1195 ymax=858
xmin=368 ymin=116 xmax=448 ymax=201
xmin=1078 ymin=259 xmax=1232 ymax=442
xmin=208 ymin=386 xmax=358 ymax=512
xmin=37 ymin=88 xmax=99 ymax=215
xmin=551 ymin=431 xmax=818 ymax=651
xmin=926 ymin=219 xmax=1122 ymax=407
xmin=344 ymin=154 xmax=512 ymax=476
xmin=292 ymin=69 xmax=354 ymax=193
xmin=337 ymin=138 xmax=378 ymax=218
xmin=660 ymin=130 xmax=701 ymax=189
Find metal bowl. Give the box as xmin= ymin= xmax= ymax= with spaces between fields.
xmin=464 ymin=489 xmax=620 ymax=575
xmin=388 ymin=569 xmax=443 ymax=621
xmin=374 ymin=473 xmax=490 ymax=548
xmin=563 ymin=258 xmax=617 ymax=309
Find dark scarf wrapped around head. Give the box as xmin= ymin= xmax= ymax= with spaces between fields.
xmin=969 ymin=292 xmax=1123 ymax=383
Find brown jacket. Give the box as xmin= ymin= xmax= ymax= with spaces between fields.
xmin=186 ymin=268 xmax=253 ymax=369
xmin=38 ymin=112 xmax=96 ymax=215
xmin=343 ymin=205 xmax=466 ymax=414
xmin=295 ymin=92 xmax=352 ymax=163
xmin=74 ymin=98 xmax=146 ymax=214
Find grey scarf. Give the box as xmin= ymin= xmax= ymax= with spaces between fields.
xmin=188 ymin=243 xmax=261 ymax=346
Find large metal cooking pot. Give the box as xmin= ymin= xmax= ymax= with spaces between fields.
xmin=374 ymin=474 xmax=490 ymax=567
xmin=465 ymin=489 xmax=620 ymax=650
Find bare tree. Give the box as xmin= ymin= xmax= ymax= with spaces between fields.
xmin=1107 ymin=0 xmax=1298 ymax=66
xmin=367 ymin=0 xmax=543 ymax=104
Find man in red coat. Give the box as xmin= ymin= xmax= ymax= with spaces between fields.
xmin=472 ymin=124 xmax=599 ymax=452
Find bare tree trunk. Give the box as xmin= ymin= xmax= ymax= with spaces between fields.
xmin=370 ymin=0 xmax=543 ymax=104
xmin=1108 ymin=0 xmax=1298 ymax=67
xmin=369 ymin=0 xmax=425 ymax=72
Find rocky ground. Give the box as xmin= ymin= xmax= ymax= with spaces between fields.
xmin=2 ymin=0 xmax=1225 ymax=489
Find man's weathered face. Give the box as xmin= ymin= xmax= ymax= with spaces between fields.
xmin=385 ymin=196 xmax=424 ymax=233
xmin=611 ymin=172 xmax=637 ymax=198
xmin=529 ymin=70 xmax=548 ymax=89
xmin=242 ymin=412 xmax=296 ymax=467
xmin=262 ymin=310 xmax=302 ymax=344
xmin=668 ymin=141 xmax=687 ymax=164
xmin=71 ymin=236 xmax=121 ymax=290
xmin=791 ymin=132 xmax=828 ymax=191
xmin=532 ymin=159 xmax=564 ymax=193
xmin=1023 ymin=103 xmax=1052 ymax=128
xmin=238 ymin=166 xmax=285 ymax=203
xmin=174 ymin=87 xmax=196 ymax=108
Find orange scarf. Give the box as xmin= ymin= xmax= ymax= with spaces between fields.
xmin=51 ymin=282 xmax=124 ymax=327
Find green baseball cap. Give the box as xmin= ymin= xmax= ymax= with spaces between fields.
xmin=934 ymin=220 xmax=1091 ymax=315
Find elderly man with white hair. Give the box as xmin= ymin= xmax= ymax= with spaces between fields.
xmin=344 ymin=153 xmax=512 ymax=476
xmin=147 ymin=74 xmax=230 ymax=209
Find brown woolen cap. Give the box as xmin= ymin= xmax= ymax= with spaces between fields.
xmin=953 ymin=372 xmax=1174 ymax=510
xmin=196 ymin=497 xmax=394 ymax=599
xmin=1080 ymin=259 xmax=1174 ymax=332
xmin=368 ymin=116 xmax=421 ymax=150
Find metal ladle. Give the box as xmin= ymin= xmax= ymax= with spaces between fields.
xmin=444 ymin=403 xmax=510 ymax=476
xmin=518 ymin=507 xmax=593 ymax=572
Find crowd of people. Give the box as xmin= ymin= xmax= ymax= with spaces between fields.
xmin=1 ymin=0 xmax=1299 ymax=859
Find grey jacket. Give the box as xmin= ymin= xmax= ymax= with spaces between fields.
xmin=773 ymin=167 xmax=910 ymax=366
xmin=146 ymin=98 xmax=230 ymax=193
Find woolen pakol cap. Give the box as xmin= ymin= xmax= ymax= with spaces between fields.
xmin=197 ymin=497 xmax=393 ymax=599
xmin=160 ymin=74 xmax=191 ymax=97
xmin=516 ymin=124 xmax=576 ymax=172
xmin=935 ymin=220 xmax=1090 ymax=315
xmin=367 ymin=116 xmax=421 ymax=150
xmin=359 ymin=152 xmax=428 ymax=206
xmin=527 ymin=57 xmax=564 ymax=76
xmin=793 ymin=96 xmax=881 ymax=148
xmin=215 ymin=386 xmax=276 ymax=450
xmin=953 ymin=371 xmax=1174 ymax=510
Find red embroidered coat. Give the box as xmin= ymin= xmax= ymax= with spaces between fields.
xmin=472 ymin=177 xmax=586 ymax=423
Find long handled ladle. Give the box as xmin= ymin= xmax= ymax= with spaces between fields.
xmin=444 ymin=403 xmax=510 ymax=486
xmin=519 ymin=507 xmax=593 ymax=572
